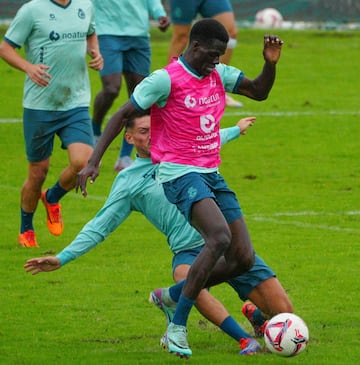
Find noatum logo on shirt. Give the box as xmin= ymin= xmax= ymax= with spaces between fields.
xmin=49 ymin=31 xmax=60 ymax=41
xmin=184 ymin=93 xmax=220 ymax=109
xmin=49 ymin=30 xmax=88 ymax=42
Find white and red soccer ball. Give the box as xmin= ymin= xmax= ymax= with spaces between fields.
xmin=264 ymin=313 xmax=309 ymax=357
xmin=255 ymin=8 xmax=283 ymax=29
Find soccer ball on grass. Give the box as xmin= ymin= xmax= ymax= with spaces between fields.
xmin=264 ymin=313 xmax=309 ymax=357
xmin=254 ymin=8 xmax=283 ymax=29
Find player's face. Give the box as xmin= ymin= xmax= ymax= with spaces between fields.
xmin=192 ymin=39 xmax=227 ymax=76
xmin=125 ymin=116 xmax=151 ymax=158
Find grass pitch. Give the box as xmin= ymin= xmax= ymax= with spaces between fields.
xmin=0 ymin=26 xmax=359 ymax=364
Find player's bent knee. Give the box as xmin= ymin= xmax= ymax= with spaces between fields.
xmin=68 ymin=156 xmax=91 ymax=174
xmin=103 ymin=84 xmax=120 ymax=100
xmin=240 ymin=250 xmax=255 ymax=272
xmin=30 ymin=173 xmax=47 ymax=187
xmin=207 ymin=230 xmax=232 ymax=257
xmin=229 ymin=249 xmax=255 ymax=275
xmin=29 ymin=164 xmax=49 ymax=183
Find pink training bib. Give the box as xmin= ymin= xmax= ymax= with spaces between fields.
xmin=150 ymin=60 xmax=226 ymax=168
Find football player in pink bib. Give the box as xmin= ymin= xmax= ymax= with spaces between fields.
xmin=77 ymin=19 xmax=284 ymax=358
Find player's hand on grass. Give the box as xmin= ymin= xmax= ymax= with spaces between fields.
xmin=263 ymin=35 xmax=284 ymax=64
xmin=237 ymin=116 xmax=256 ymax=135
xmin=24 ymin=257 xmax=61 ymax=275
xmin=76 ymin=164 xmax=99 ymax=197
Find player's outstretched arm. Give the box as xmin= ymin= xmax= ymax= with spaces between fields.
xmin=24 ymin=257 xmax=61 ymax=275
xmin=236 ymin=35 xmax=284 ymax=101
xmin=220 ymin=116 xmax=256 ymax=146
xmin=262 ymin=34 xmax=284 ymax=65
xmin=76 ymin=101 xmax=141 ymax=196
xmin=237 ymin=116 xmax=256 ymax=135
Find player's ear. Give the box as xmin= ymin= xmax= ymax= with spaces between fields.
xmin=124 ymin=131 xmax=134 ymax=145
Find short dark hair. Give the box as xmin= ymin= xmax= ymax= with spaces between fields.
xmin=125 ymin=119 xmax=135 ymax=131
xmin=189 ymin=19 xmax=229 ymax=46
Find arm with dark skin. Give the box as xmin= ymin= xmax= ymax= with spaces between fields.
xmin=76 ymin=101 xmax=145 ymax=196
xmin=236 ymin=35 xmax=284 ymax=101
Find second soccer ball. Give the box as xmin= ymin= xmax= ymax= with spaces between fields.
xmin=254 ymin=8 xmax=283 ymax=29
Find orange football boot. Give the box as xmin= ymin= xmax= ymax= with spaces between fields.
xmin=40 ymin=190 xmax=63 ymax=236
xmin=18 ymin=230 xmax=39 ymax=248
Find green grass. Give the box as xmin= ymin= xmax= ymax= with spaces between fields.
xmin=1 ymin=26 xmax=360 ymax=364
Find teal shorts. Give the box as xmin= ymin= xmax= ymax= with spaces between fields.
xmin=23 ymin=107 xmax=93 ymax=162
xmin=163 ymin=172 xmax=242 ymax=224
xmin=172 ymin=246 xmax=276 ymax=300
xmin=98 ymin=35 xmax=151 ymax=77
xmin=170 ymin=0 xmax=233 ymax=25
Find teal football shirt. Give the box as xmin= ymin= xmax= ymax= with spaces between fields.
xmin=56 ymin=127 xmax=241 ymax=265
xmin=5 ymin=0 xmax=95 ymax=111
xmin=92 ymin=0 xmax=167 ymax=37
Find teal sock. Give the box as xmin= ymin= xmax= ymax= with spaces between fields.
xmin=252 ymin=308 xmax=267 ymax=326
xmin=220 ymin=316 xmax=252 ymax=342
xmin=46 ymin=181 xmax=67 ymax=204
xmin=172 ymin=294 xmax=195 ymax=326
xmin=119 ymin=136 xmax=133 ymax=158
xmin=92 ymin=121 xmax=101 ymax=136
xmin=168 ymin=280 xmax=185 ymax=302
xmin=20 ymin=208 xmax=34 ymax=233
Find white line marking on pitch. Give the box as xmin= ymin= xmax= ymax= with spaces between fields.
xmin=223 ymin=110 xmax=360 ymax=117
xmin=248 ymin=216 xmax=360 ymax=234
xmin=1 ymin=110 xmax=360 ymax=123
xmin=250 ymin=211 xmax=360 ymax=217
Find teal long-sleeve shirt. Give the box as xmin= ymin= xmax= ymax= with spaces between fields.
xmin=57 ymin=126 xmax=241 ymax=266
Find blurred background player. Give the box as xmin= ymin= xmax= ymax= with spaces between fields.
xmin=0 ymin=0 xmax=103 ymax=248
xmin=167 ymin=0 xmax=243 ymax=107
xmin=91 ymin=0 xmax=170 ymax=171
